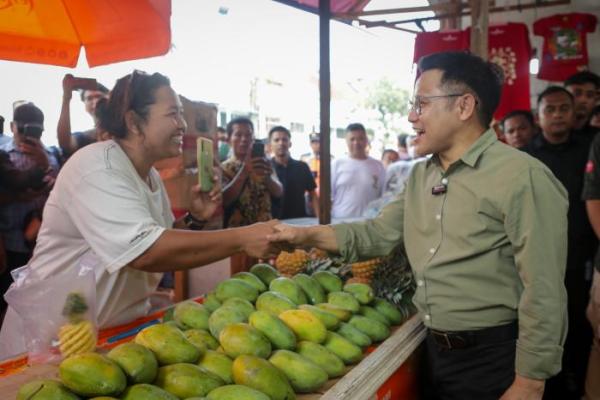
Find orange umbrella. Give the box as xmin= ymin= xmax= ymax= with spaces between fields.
xmin=0 ymin=0 xmax=171 ymax=67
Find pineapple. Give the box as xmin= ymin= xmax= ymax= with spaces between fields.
xmin=350 ymin=258 xmax=382 ymax=283
xmin=371 ymin=245 xmax=417 ymax=317
xmin=346 ymin=277 xmax=372 ymax=285
xmin=275 ymin=249 xmax=310 ymax=276
xmin=309 ymin=247 xmax=328 ymax=261
xmin=58 ymin=292 xmax=96 ymax=357
xmin=305 ymin=255 xmax=353 ymax=281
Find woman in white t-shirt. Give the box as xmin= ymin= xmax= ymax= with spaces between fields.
xmin=0 ymin=71 xmax=278 ymax=358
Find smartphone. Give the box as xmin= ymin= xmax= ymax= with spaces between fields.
xmin=197 ymin=137 xmax=214 ymax=192
xmin=72 ymin=76 xmax=98 ymax=91
xmin=251 ymin=141 xmax=265 ymax=158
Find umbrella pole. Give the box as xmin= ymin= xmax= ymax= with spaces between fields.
xmin=319 ymin=0 xmax=332 ymax=225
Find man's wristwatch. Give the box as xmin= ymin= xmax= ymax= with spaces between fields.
xmin=183 ymin=212 xmax=207 ymax=230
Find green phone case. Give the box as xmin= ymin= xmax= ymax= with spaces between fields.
xmin=197 ymin=137 xmax=214 ymax=192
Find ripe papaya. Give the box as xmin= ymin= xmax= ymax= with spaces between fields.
xmin=208 ymin=306 xmax=247 ymax=339
xmin=298 ymin=304 xmax=340 ymax=330
xmin=336 ymin=322 xmax=372 ymax=348
xmin=120 ymin=383 xmax=178 ymax=400
xmin=269 ymin=350 xmax=328 ymax=393
xmin=327 ymin=291 xmax=360 ymax=313
xmin=59 ymin=352 xmax=126 ymax=397
xmin=279 ymin=309 xmax=327 ymax=343
xmin=293 ymin=273 xmax=326 ymax=304
xmin=232 ymin=271 xmax=267 ymax=292
xmin=348 ymin=315 xmax=390 ymax=342
xmin=323 ymin=331 xmax=363 ymax=365
xmin=269 ymin=277 xmax=308 ymax=305
xmin=155 ymin=363 xmax=224 ymax=398
xmin=135 ymin=323 xmax=201 ymax=365
xmin=17 ymin=380 xmax=79 ymax=400
xmin=174 ymin=301 xmax=210 ymax=330
xmin=215 ymin=278 xmax=259 ymax=303
xmin=107 ymin=342 xmax=158 ymax=384
xmin=232 ymin=355 xmax=296 ymax=400
xmin=249 ymin=310 xmax=297 ymax=350
xmin=255 ymin=291 xmax=297 ymax=316
xmin=312 ymin=271 xmax=342 ymax=293
xmin=198 ymin=350 xmax=234 ymax=384
xmin=296 ymin=340 xmax=345 ymax=378
xmin=343 ymin=283 xmax=374 ymax=305
xmin=219 ymin=323 xmax=272 ymax=359
xmin=207 ymin=384 xmax=270 ymax=400
xmin=249 ymin=263 xmax=280 ymax=285
xmin=185 ymin=328 xmax=220 ymax=350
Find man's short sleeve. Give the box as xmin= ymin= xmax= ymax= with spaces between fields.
xmin=64 ymin=169 xmax=168 ymax=273
xmin=582 ymin=135 xmax=600 ymax=200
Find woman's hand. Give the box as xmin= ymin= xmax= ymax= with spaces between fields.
xmin=189 ymin=168 xmax=222 ymax=221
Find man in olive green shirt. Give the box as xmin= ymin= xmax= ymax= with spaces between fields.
xmin=268 ymin=52 xmax=568 ymax=399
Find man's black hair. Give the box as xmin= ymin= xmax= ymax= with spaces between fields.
xmin=564 ymin=71 xmax=600 ymax=89
xmin=346 ymin=123 xmax=366 ymax=133
xmin=500 ymin=110 xmax=535 ymax=131
xmin=268 ymin=125 xmax=291 ymax=140
xmin=537 ymin=86 xmax=574 ymax=107
xmin=418 ymin=51 xmax=504 ymax=127
xmin=226 ymin=117 xmax=254 ymax=138
xmin=80 ymin=82 xmax=110 ymax=101
xmin=397 ymin=133 xmax=409 ymax=148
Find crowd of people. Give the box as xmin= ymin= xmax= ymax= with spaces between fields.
xmin=0 ymin=52 xmax=599 ymax=399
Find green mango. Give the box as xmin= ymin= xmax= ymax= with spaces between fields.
xmin=373 ymin=298 xmax=404 ymax=324
xmin=174 ymin=301 xmax=211 ymax=330
xmin=359 ymin=305 xmax=391 ymax=327
xmin=298 ymin=304 xmax=340 ymax=330
xmin=203 ymin=292 xmax=222 ymax=313
xmin=336 ymin=322 xmax=372 ymax=348
xmin=155 ymin=363 xmax=224 ymax=399
xmin=323 ymin=331 xmax=363 ymax=365
xmin=249 ymin=263 xmax=281 ymax=285
xmin=120 ymin=384 xmax=178 ymax=400
xmin=185 ymin=328 xmax=220 ymax=350
xmin=219 ymin=323 xmax=272 ymax=359
xmin=135 ymin=323 xmax=201 ymax=365
xmin=312 ymin=271 xmax=342 ymax=293
xmin=232 ymin=272 xmax=267 ymax=292
xmin=348 ymin=315 xmax=390 ymax=342
xmin=107 ymin=342 xmax=158 ymax=384
xmin=343 ymin=283 xmax=374 ymax=305
xmin=249 ymin=310 xmax=297 ymax=350
xmin=328 ymin=291 xmax=360 ymax=313
xmin=296 ymin=340 xmax=345 ymax=378
xmin=215 ymin=279 xmax=259 ymax=303
xmin=207 ymin=384 xmax=270 ymax=400
xmin=17 ymin=380 xmax=79 ymax=400
xmin=293 ymin=273 xmax=326 ymax=304
xmin=221 ymin=297 xmax=255 ymax=319
xmin=59 ymin=353 xmax=126 ymax=397
xmin=198 ymin=350 xmax=234 ymax=384
xmin=255 ymin=291 xmax=297 ymax=316
xmin=269 ymin=350 xmax=328 ymax=393
xmin=232 ymin=355 xmax=296 ymax=400
xmin=269 ymin=277 xmax=307 ymax=305
xmin=208 ymin=306 xmax=247 ymax=339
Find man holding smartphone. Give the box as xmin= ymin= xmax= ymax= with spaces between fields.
xmin=0 ymin=103 xmax=60 ymax=319
xmin=57 ymin=74 xmax=109 ymax=156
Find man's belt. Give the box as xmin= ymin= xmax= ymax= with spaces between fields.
xmin=428 ymin=321 xmax=518 ymax=350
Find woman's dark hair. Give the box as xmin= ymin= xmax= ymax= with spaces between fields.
xmin=98 ymin=71 xmax=171 ymax=139
xmin=418 ymin=51 xmax=504 ymax=127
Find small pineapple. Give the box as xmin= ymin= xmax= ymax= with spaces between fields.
xmin=346 ymin=276 xmax=372 ymax=285
xmin=275 ymin=249 xmax=310 ymax=276
xmin=371 ymin=245 xmax=416 ymax=317
xmin=58 ymin=292 xmax=96 ymax=357
xmin=309 ymin=247 xmax=328 ymax=261
xmin=351 ymin=258 xmax=382 ymax=283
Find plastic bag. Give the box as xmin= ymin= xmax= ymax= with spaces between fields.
xmin=4 ymin=256 xmax=98 ymax=365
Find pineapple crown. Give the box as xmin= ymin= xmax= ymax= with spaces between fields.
xmin=62 ymin=292 xmax=89 ymax=322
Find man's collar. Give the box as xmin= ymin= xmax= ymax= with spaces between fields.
xmin=426 ymin=128 xmax=497 ymax=169
xmin=533 ymin=132 xmax=573 ymax=148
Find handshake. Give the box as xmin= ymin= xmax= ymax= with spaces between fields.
xmin=240 ymin=221 xmax=336 ymax=260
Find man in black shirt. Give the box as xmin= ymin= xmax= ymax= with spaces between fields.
xmin=269 ymin=126 xmax=318 ymax=219
xmin=523 ymin=86 xmax=596 ymax=399
xmin=564 ymin=71 xmax=600 ymax=144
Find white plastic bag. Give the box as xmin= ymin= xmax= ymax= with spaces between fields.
xmin=4 ymin=257 xmax=97 ymax=364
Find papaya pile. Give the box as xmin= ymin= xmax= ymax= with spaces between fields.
xmin=18 ymin=262 xmax=409 ymax=400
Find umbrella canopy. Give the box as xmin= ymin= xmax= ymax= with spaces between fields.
xmin=0 ymin=0 xmax=171 ymax=67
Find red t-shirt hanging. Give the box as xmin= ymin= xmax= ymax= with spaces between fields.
xmin=486 ymin=23 xmax=532 ymax=120
xmin=413 ymin=30 xmax=468 ymax=64
xmin=533 ymin=13 xmax=597 ymax=81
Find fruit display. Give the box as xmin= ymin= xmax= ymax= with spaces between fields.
xmin=17 ymin=262 xmax=414 ymax=399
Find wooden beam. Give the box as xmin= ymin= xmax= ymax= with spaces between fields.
xmin=335 ymin=1 xmax=459 ymax=18
xmin=319 ymin=0 xmax=332 ymax=225
xmin=470 ymin=0 xmax=488 ymax=59
xmin=440 ymin=0 xmax=463 ymax=30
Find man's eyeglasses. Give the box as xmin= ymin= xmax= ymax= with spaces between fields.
xmin=408 ymin=94 xmax=464 ymax=116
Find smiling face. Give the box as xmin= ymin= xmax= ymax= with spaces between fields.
xmin=138 ymin=85 xmax=187 ymax=162
xmin=537 ymin=91 xmax=574 ymax=142
xmin=408 ymin=69 xmax=465 ymax=158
